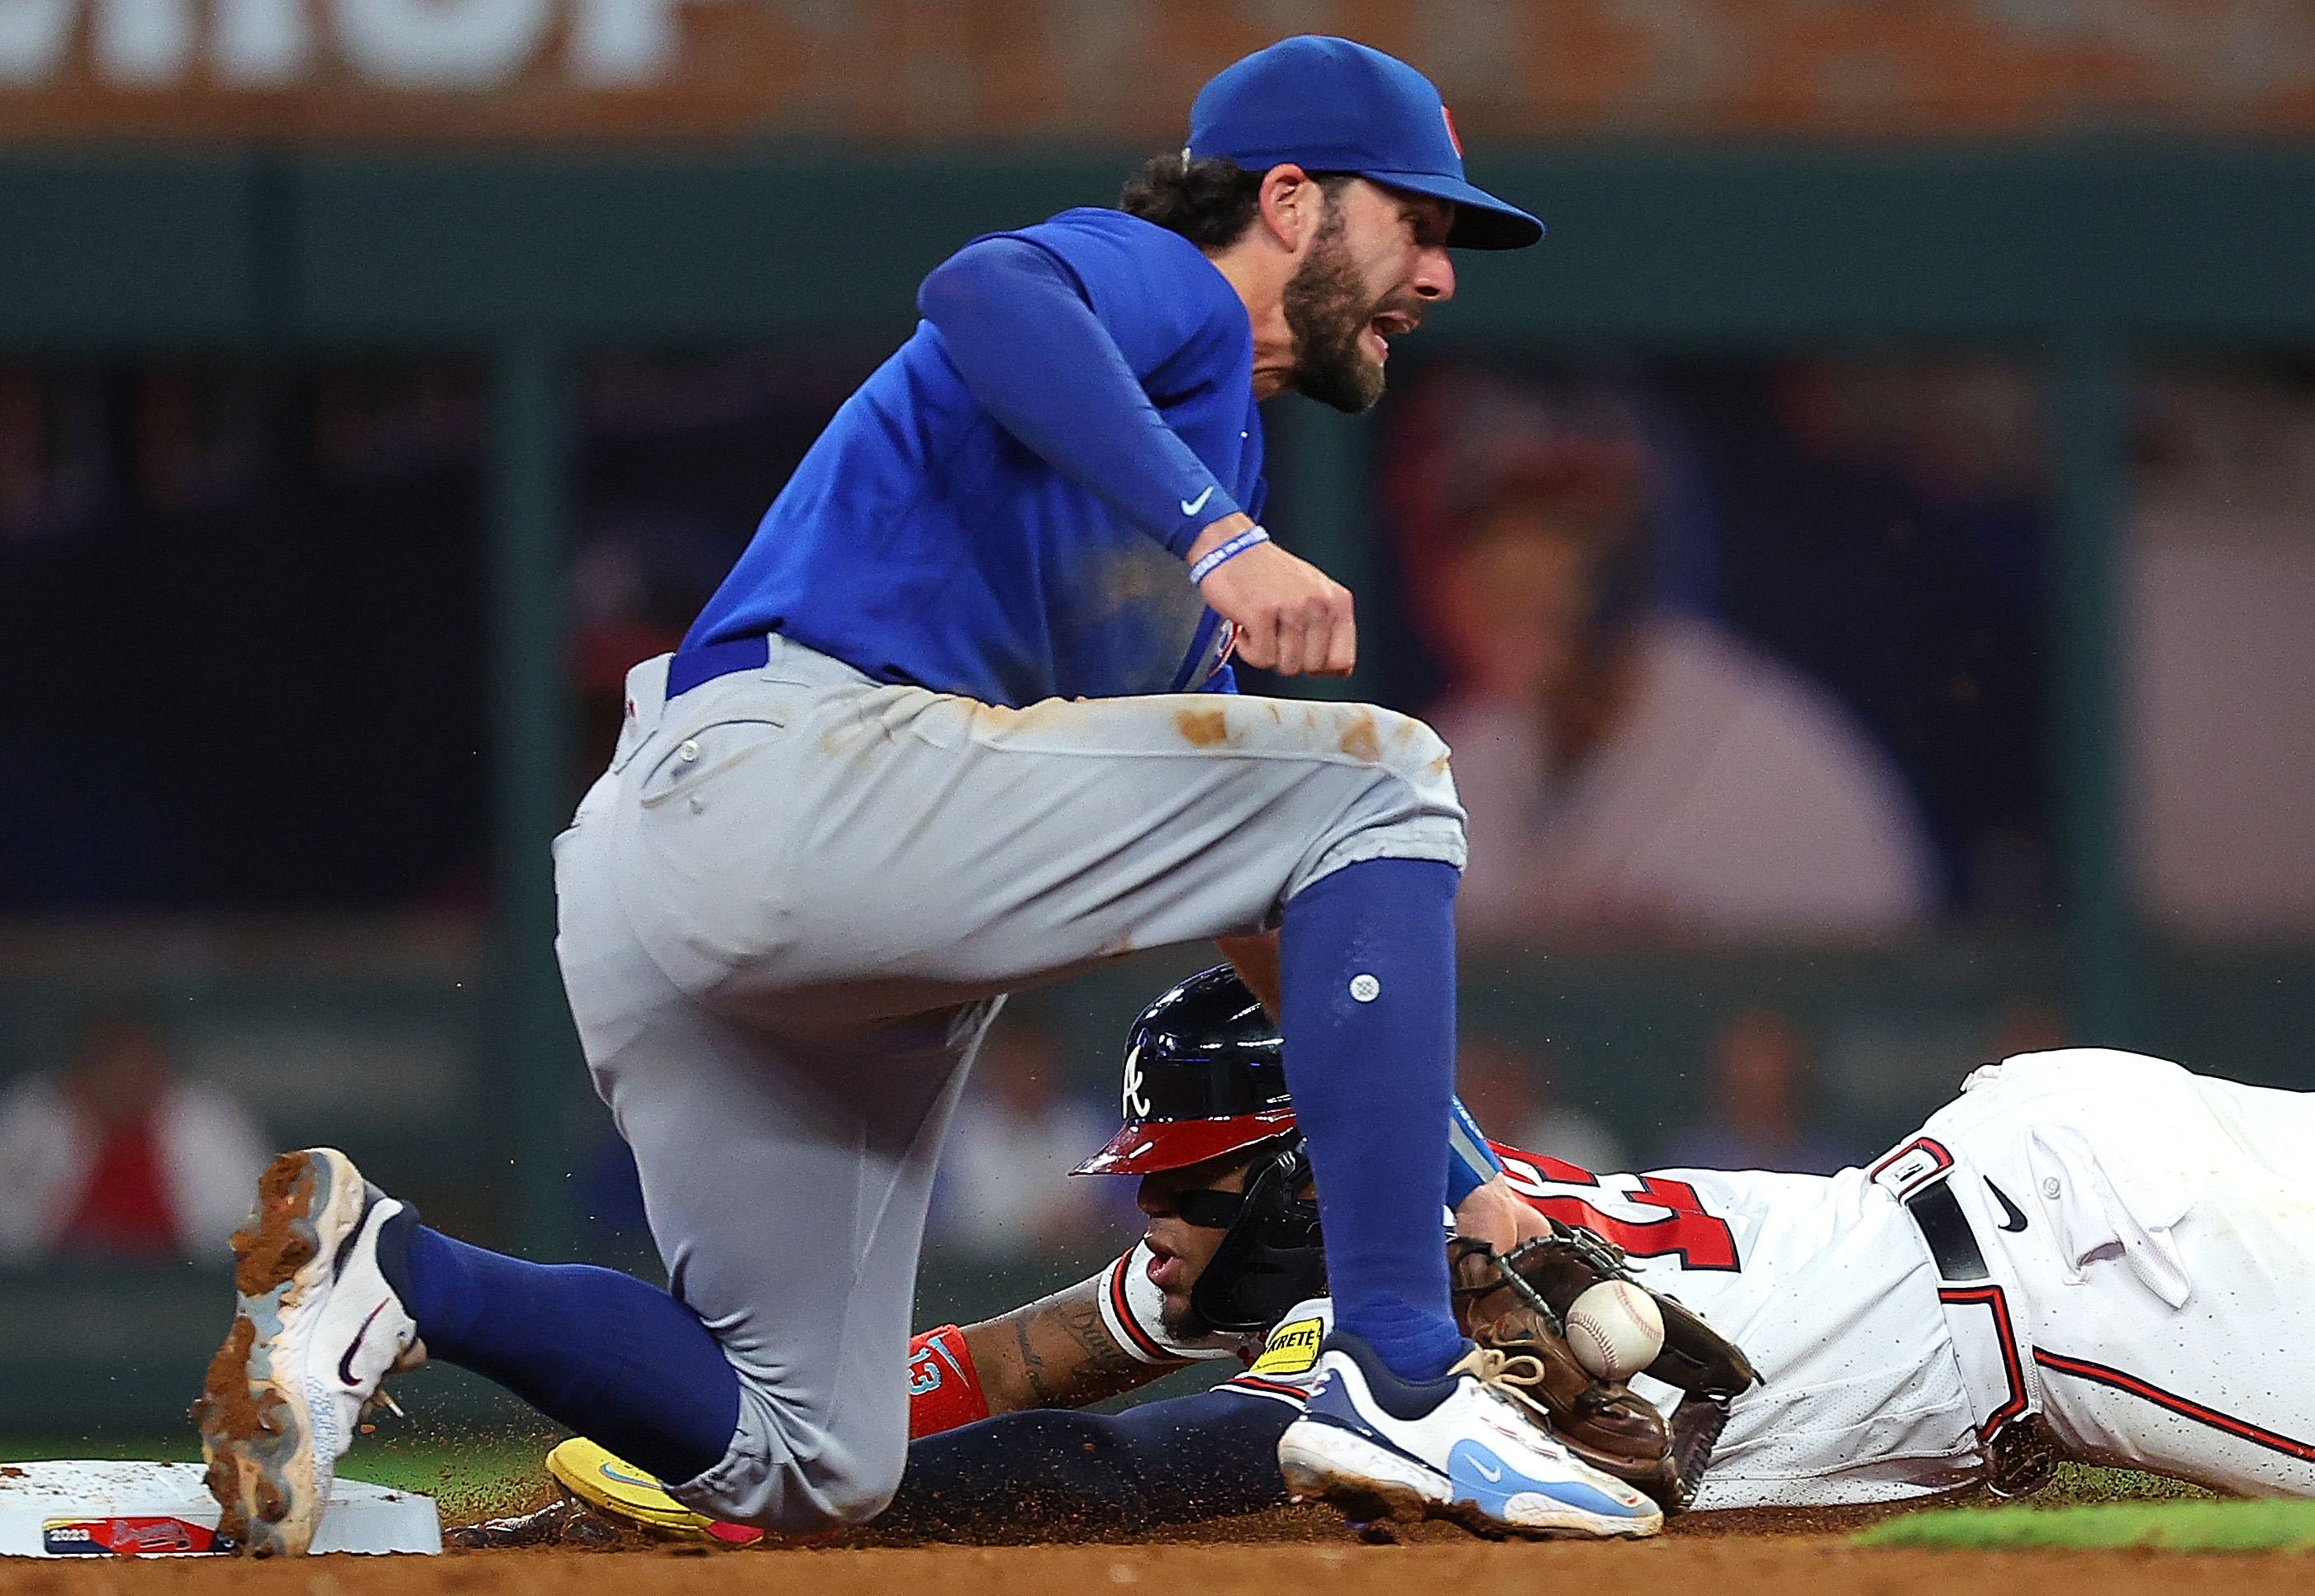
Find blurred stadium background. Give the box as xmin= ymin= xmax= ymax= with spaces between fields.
xmin=2 ymin=0 xmax=2312 ymax=1446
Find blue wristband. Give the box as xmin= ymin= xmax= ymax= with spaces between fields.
xmin=1445 ymin=1095 xmax=1505 ymax=1209
xmin=1188 ymin=525 xmax=1270 ymax=585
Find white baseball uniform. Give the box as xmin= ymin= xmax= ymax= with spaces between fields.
xmin=1115 ymin=1050 xmax=2315 ymax=1507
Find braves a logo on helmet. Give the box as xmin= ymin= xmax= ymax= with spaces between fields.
xmin=1121 ymin=1043 xmax=1150 ymax=1119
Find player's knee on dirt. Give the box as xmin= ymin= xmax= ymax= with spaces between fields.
xmin=808 ymin=1466 xmax=906 ymax=1530
xmin=680 ymin=1454 xmax=903 ymax=1534
xmin=677 ymin=1386 xmax=911 ymax=1533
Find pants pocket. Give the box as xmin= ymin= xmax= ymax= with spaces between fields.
xmin=638 ymin=718 xmax=789 ymax=808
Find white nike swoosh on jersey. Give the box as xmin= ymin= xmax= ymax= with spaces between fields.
xmin=1180 ymin=487 xmax=1215 ymax=516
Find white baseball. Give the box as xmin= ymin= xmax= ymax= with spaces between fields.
xmin=1565 ymin=1280 xmax=1665 ymax=1381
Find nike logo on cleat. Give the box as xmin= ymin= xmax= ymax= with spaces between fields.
xmin=339 ymin=1299 xmax=392 ymax=1385
xmin=1468 ymin=1454 xmax=1504 ymax=1482
xmin=1180 ymin=487 xmax=1215 ymax=516
xmin=1986 ymin=1179 xmax=2029 ymax=1232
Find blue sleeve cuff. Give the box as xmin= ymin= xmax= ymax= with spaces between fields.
xmin=1445 ymin=1095 xmax=1504 ymax=1209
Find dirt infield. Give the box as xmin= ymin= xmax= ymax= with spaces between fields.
xmin=9 ymin=1507 xmax=2315 ymax=1594
xmin=3 ymin=1533 xmax=2315 ymax=1596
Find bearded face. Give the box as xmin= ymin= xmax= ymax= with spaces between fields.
xmin=1281 ymin=194 xmax=1424 ymax=415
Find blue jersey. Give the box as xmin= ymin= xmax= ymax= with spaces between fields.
xmin=686 ymin=209 xmax=1265 ymax=707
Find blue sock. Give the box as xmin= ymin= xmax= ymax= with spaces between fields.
xmin=378 ymin=1212 xmax=741 ymax=1488
xmin=1279 ymin=857 xmax=1464 ymax=1382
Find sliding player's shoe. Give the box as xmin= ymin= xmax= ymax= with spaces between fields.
xmin=546 ymin=1436 xmax=763 ymax=1543
xmin=1277 ymin=1332 xmax=1662 ymax=1540
xmin=195 ymin=1147 xmax=421 ymax=1556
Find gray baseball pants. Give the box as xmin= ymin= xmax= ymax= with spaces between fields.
xmin=552 ymin=633 xmax=1463 ymax=1529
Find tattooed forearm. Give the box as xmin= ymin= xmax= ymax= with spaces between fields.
xmin=964 ymin=1275 xmax=1186 ymax=1415
xmin=1019 ymin=1292 xmax=1141 ymax=1406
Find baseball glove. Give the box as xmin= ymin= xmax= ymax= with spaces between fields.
xmin=1449 ymin=1221 xmax=1759 ymax=1513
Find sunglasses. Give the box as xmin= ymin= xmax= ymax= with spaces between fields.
xmin=1173 ymin=1188 xmax=1248 ymax=1230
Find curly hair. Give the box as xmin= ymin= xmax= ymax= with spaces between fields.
xmin=1119 ymin=152 xmax=1349 ymax=249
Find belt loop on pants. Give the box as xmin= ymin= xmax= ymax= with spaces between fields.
xmin=611 ymin=652 xmax=674 ymax=774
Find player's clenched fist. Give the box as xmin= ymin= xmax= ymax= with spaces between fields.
xmin=1189 ymin=515 xmax=1357 ymax=677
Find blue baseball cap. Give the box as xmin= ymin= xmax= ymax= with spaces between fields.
xmin=1188 ymin=36 xmax=1543 ymax=250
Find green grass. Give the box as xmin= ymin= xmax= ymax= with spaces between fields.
xmin=1858 ymin=1498 xmax=2315 ymax=1552
xmin=0 ymin=1437 xmax=203 ymax=1463
xmin=2 ymin=1423 xmax=560 ymax=1527
xmin=341 ymin=1441 xmax=554 ymax=1522
xmin=2031 ymin=1461 xmax=2218 ymax=1507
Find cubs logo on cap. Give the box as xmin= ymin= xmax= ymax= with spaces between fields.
xmin=1072 ymin=965 xmax=1297 ymax=1176
xmin=1186 ymin=36 xmax=1543 ymax=250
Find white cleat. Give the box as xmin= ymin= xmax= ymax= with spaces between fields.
xmin=194 ymin=1147 xmax=422 ymax=1556
xmin=1278 ymin=1332 xmax=1662 ymax=1541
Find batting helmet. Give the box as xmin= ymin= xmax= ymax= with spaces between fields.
xmin=1070 ymin=964 xmax=1324 ymax=1334
xmin=1071 ymin=963 xmax=1295 ymax=1176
